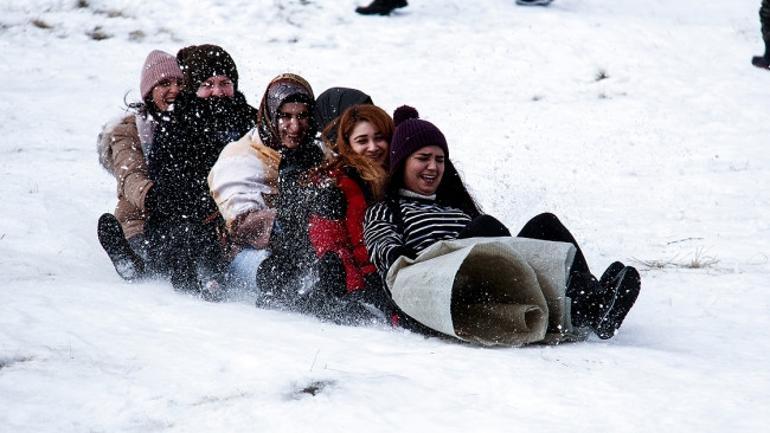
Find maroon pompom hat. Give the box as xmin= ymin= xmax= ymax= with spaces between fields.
xmin=388 ymin=105 xmax=449 ymax=174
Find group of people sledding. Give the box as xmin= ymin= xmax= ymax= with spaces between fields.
xmin=97 ymin=44 xmax=641 ymax=346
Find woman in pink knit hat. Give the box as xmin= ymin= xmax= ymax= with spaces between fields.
xmin=96 ymin=49 xmax=185 ymax=282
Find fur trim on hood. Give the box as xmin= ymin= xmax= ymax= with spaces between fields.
xmin=96 ymin=113 xmax=132 ymax=175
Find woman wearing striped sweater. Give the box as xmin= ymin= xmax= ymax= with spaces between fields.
xmin=364 ymin=106 xmax=641 ymax=339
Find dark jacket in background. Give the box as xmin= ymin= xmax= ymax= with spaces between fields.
xmin=762 ymin=0 xmax=770 ymax=54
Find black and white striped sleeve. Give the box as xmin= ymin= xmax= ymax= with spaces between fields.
xmin=364 ymin=202 xmax=408 ymax=275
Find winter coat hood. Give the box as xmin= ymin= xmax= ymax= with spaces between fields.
xmin=314 ymin=87 xmax=373 ymax=143
xmin=97 ymin=114 xmax=129 ymax=175
xmin=97 ymin=105 xmax=162 ymax=175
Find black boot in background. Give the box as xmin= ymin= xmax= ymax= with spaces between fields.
xmin=355 ymin=0 xmax=408 ymax=16
xmin=97 ymin=213 xmax=145 ymax=281
xmin=516 ymin=0 xmax=554 ymax=6
xmin=752 ymin=52 xmax=770 ymax=69
xmin=752 ymin=43 xmax=770 ymax=68
xmin=757 ymin=2 xmax=770 ymax=69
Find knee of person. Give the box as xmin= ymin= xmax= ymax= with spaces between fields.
xmin=536 ymin=212 xmax=559 ymax=222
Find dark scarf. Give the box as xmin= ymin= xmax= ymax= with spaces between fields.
xmin=147 ymin=91 xmax=257 ymax=224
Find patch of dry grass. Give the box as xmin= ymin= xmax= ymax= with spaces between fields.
xmin=631 ymin=248 xmax=719 ymax=270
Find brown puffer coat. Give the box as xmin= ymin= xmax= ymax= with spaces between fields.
xmin=97 ymin=114 xmax=154 ymax=239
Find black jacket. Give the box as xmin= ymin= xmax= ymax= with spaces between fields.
xmin=147 ymin=91 xmax=257 ymax=225
xmin=269 ymin=143 xmax=325 ymax=262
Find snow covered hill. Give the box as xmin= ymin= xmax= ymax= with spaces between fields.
xmin=1 ymin=1 xmax=768 ymax=432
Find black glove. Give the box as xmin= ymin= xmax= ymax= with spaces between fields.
xmin=387 ymin=246 xmax=417 ymax=266
xmin=457 ymin=214 xmax=511 ymax=239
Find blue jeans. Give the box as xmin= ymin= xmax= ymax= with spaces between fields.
xmin=228 ymin=248 xmax=270 ymax=293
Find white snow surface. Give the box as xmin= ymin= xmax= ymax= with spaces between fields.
xmin=1 ymin=0 xmax=769 ymax=431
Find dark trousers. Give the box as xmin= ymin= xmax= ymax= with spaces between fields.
xmin=459 ymin=212 xmax=590 ymax=276
xmin=516 ymin=212 xmax=590 ymax=275
xmin=146 ymin=219 xmax=225 ymax=292
xmin=455 ymin=212 xmax=598 ymax=326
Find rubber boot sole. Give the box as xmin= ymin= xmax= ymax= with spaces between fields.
xmin=97 ymin=213 xmax=144 ymax=281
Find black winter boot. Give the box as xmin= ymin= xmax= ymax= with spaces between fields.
xmin=752 ymin=42 xmax=770 ymax=69
xmin=97 ymin=213 xmax=145 ymax=281
xmin=568 ymin=266 xmax=641 ymax=339
xmin=516 ymin=0 xmax=554 ymax=6
xmin=298 ymin=254 xmax=383 ymax=325
xmin=200 ymin=278 xmax=226 ymax=302
xmin=594 ymin=266 xmax=641 ymax=339
xmin=599 ymin=261 xmax=625 ymax=290
xmin=751 ymin=41 xmax=770 ymax=69
xmin=316 ymin=252 xmax=347 ymax=299
xmin=752 ymin=55 xmax=770 ymax=69
xmin=355 ymin=0 xmax=408 ymax=16
xmin=566 ymin=272 xmax=612 ymax=329
xmin=303 ymin=253 xmax=346 ymax=321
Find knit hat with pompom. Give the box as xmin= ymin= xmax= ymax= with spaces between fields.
xmin=389 ymin=105 xmax=449 ymax=174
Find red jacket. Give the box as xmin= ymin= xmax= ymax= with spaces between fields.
xmin=308 ymin=168 xmax=377 ymax=292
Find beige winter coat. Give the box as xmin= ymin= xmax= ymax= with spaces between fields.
xmin=208 ymin=129 xmax=281 ymax=250
xmin=97 ymin=114 xmax=154 ymax=239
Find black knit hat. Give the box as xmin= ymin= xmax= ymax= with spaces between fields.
xmin=389 ymin=105 xmax=449 ymax=174
xmin=176 ymin=44 xmax=239 ymax=91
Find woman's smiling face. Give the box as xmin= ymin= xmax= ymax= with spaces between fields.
xmin=151 ymin=78 xmax=183 ymax=111
xmin=349 ymin=120 xmax=389 ymax=167
xmin=402 ymin=145 xmax=445 ymax=195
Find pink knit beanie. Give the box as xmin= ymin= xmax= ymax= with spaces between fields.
xmin=139 ymin=50 xmax=184 ymax=99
